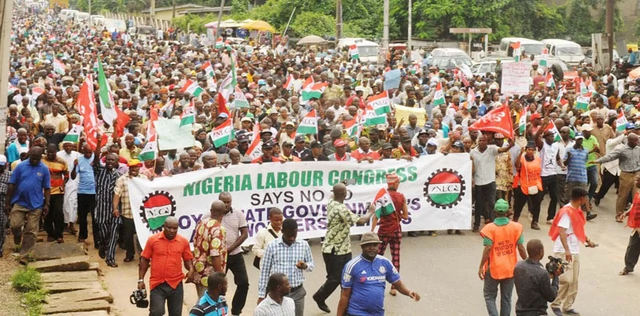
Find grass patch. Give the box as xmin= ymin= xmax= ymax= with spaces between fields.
xmin=11 ymin=268 xmax=46 ymax=316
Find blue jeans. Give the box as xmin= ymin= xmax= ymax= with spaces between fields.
xmin=483 ymin=268 xmax=514 ymax=316
xmin=586 ymin=165 xmax=598 ymax=201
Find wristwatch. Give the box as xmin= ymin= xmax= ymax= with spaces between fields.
xmin=137 ymin=279 xmax=144 ymax=283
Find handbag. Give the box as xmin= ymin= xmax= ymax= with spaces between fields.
xmin=523 ymin=156 xmax=539 ymax=195
xmin=253 ymin=228 xmax=279 ymax=269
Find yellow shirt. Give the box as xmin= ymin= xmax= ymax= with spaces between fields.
xmin=119 ymin=147 xmax=141 ymax=161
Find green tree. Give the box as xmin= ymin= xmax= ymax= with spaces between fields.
xmin=290 ymin=12 xmax=335 ymax=37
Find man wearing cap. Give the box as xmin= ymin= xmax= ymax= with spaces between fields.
xmin=252 ymin=141 xmax=281 ymax=163
xmin=313 ymin=183 xmax=376 ymax=313
xmin=280 ymin=141 xmax=301 ymax=162
xmin=302 ymin=141 xmax=329 ymax=161
xmin=392 ymin=137 xmax=419 ymax=160
xmin=478 ymin=199 xmax=527 ymax=316
xmin=0 ymin=155 xmax=11 ymax=257
xmin=292 ymin=135 xmax=311 ymax=159
xmin=337 ymin=232 xmax=420 ymax=316
xmin=564 ymin=133 xmax=597 ymax=221
xmin=112 ymin=159 xmax=148 ymax=265
xmin=591 ymin=133 xmax=640 ymax=219
xmin=471 ymin=135 xmax=515 ymax=232
xmin=329 ymin=139 xmax=352 ymax=161
xmin=535 ymin=123 xmax=566 ymax=224
xmin=276 ymin=121 xmax=297 ymax=147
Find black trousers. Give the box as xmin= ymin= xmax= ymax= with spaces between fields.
xmin=314 ymin=252 xmax=352 ymax=303
xmin=44 ymin=194 xmax=65 ymax=239
xmin=122 ymin=217 xmax=136 ymax=259
xmin=225 ymin=253 xmax=250 ymax=315
xmin=149 ymin=282 xmax=183 ymax=316
xmin=595 ymin=169 xmax=618 ymax=200
xmin=513 ymin=187 xmax=543 ymax=223
xmin=77 ymin=194 xmax=96 ymax=243
xmin=474 ymin=182 xmax=496 ymax=228
xmin=541 ymin=175 xmax=559 ymax=221
xmin=625 ymin=231 xmax=640 ymax=272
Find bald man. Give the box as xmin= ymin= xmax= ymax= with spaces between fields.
xmin=193 ymin=201 xmax=228 ymax=298
xmin=313 ymin=183 xmax=375 ymax=313
xmin=514 ymin=239 xmax=560 ymax=316
xmin=139 ymin=216 xmax=195 ymax=316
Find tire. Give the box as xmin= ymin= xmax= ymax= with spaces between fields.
xmin=551 ymin=63 xmax=564 ymax=81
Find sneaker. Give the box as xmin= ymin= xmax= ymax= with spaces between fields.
xmin=586 ymin=213 xmax=598 ymax=221
xmin=531 ymin=222 xmax=540 ymax=230
xmin=551 ymin=307 xmax=563 ymax=316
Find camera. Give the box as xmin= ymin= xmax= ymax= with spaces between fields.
xmin=545 ymin=256 xmax=566 ymax=275
xmin=130 ymin=289 xmax=149 ymax=308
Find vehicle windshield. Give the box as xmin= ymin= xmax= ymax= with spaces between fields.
xmin=358 ymin=46 xmax=378 ymax=57
xmin=432 ymin=56 xmax=473 ymax=68
xmin=138 ymin=27 xmax=154 ymax=35
xmin=556 ymin=46 xmax=582 ymax=55
xmin=521 ymin=44 xmax=544 ymax=55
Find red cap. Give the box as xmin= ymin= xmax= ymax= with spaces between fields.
xmin=334 ymin=139 xmax=347 ymax=147
xmin=530 ymin=113 xmax=542 ymax=121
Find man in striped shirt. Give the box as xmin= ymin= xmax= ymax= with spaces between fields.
xmin=189 ymin=272 xmax=229 ymax=316
xmin=254 ymin=273 xmax=295 ymax=316
xmin=257 ymin=218 xmax=314 ymax=316
xmin=42 ymin=144 xmax=68 ymax=243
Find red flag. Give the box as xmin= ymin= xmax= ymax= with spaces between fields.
xmin=114 ymin=104 xmax=130 ymax=138
xmin=77 ymin=75 xmax=99 ymax=150
xmin=147 ymin=108 xmax=159 ymax=141
xmin=468 ymin=105 xmax=514 ymax=139
xmin=217 ymin=92 xmax=230 ymax=117
xmin=245 ymin=123 xmax=262 ymax=160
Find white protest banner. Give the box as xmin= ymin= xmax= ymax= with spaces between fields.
xmin=154 ymin=118 xmax=195 ymax=150
xmin=501 ymin=61 xmax=531 ymax=96
xmin=129 ymin=155 xmax=472 ymax=247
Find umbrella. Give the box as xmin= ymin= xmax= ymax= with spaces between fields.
xmin=297 ymin=35 xmax=327 ymax=45
xmin=242 ymin=20 xmax=276 ymax=33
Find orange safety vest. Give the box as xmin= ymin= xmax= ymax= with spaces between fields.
xmin=480 ymin=221 xmax=523 ymax=280
xmin=629 ymin=192 xmax=640 ymax=228
xmin=514 ymin=156 xmax=543 ymax=195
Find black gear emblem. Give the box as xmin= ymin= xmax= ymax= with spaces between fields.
xmin=423 ymin=168 xmax=466 ymax=209
xmin=139 ymin=190 xmax=177 ymax=232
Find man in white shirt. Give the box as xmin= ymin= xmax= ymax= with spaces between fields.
xmin=254 ymin=273 xmax=295 ymax=316
xmin=252 ymin=208 xmax=283 ymax=268
xmin=537 ymin=130 xmax=565 ymax=224
xmin=594 ymin=130 xmax=626 ymax=206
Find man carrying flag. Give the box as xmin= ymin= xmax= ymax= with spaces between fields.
xmin=312 ymin=182 xmax=375 ymax=313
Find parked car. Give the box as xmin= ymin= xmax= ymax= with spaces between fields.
xmin=429 ymin=48 xmax=474 ymax=70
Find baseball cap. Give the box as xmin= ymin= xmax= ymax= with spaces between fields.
xmin=310 ymin=141 xmax=323 ymax=149
xmin=401 ymin=136 xmax=412 ymax=143
xmin=128 ymin=159 xmax=142 ymax=167
xmin=382 ymin=143 xmax=393 ymax=150
xmin=581 ymin=124 xmax=593 ymax=132
xmin=241 ymin=117 xmax=253 ymax=123
xmin=575 ymin=132 xmax=585 ymax=140
xmin=218 ymin=112 xmax=229 ymax=119
xmin=452 ymin=141 xmax=464 ymax=149
xmin=0 ymin=155 xmax=6 ymax=166
xmin=360 ymin=232 xmax=383 ymax=246
xmin=627 ymin=122 xmax=636 ymax=130
xmin=262 ymin=140 xmax=275 ymax=148
xmin=237 ymin=134 xmax=249 ymax=143
xmin=334 ymin=139 xmax=347 ymax=147
xmin=495 ymin=199 xmax=509 ymax=213
xmin=530 ymin=113 xmax=542 ymax=121
xmin=282 ymin=140 xmax=293 ymax=147
xmin=260 ymin=129 xmax=273 ymax=135
xmin=294 ymin=135 xmax=305 ymax=143
xmin=427 ymin=138 xmax=438 ymax=147
xmin=285 ymin=121 xmax=295 ymax=127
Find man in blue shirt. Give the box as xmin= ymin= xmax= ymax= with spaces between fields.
xmin=564 ymin=133 xmax=597 ymax=221
xmin=189 ymin=272 xmax=228 ymax=316
xmin=337 ymin=232 xmax=420 ymax=316
xmin=5 ymin=147 xmax=51 ymax=258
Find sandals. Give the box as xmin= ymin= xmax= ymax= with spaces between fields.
xmin=123 ymin=257 xmax=134 ymax=262
xmin=619 ymin=268 xmax=632 ymax=276
xmin=106 ymin=262 xmax=118 ymax=268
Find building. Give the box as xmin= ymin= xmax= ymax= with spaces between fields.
xmin=142 ymin=4 xmax=231 ymax=21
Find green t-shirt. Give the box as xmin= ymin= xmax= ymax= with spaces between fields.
xmin=582 ymin=135 xmax=598 ymax=167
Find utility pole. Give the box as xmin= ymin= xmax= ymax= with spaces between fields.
xmin=214 ymin=0 xmax=226 ymax=38
xmin=336 ymin=0 xmax=342 ymax=43
xmin=150 ymin=0 xmax=155 ymax=18
xmin=88 ymin=0 xmax=91 ymax=14
xmin=382 ymin=0 xmax=389 ymax=51
xmin=407 ymin=0 xmax=412 ymax=51
xmin=172 ymin=0 xmax=176 ymax=20
xmin=605 ymin=0 xmax=614 ymax=68
xmin=0 ymin=0 xmax=14 ymax=154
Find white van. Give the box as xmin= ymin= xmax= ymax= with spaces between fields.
xmin=337 ymin=38 xmax=380 ymax=64
xmin=73 ymin=12 xmax=90 ymax=25
xmin=59 ymin=9 xmax=78 ymax=21
xmin=102 ymin=19 xmax=127 ymax=33
xmin=498 ymin=37 xmax=546 ymax=57
xmin=542 ymin=39 xmax=585 ymax=66
xmin=90 ymin=15 xmax=106 ymax=27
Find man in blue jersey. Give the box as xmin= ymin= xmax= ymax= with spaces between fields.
xmin=337 ymin=232 xmax=420 ymax=316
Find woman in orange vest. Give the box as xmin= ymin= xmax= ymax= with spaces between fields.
xmin=478 ymin=199 xmax=527 ymax=316
xmin=513 ymin=141 xmax=544 ymax=230
xmin=618 ymin=174 xmax=640 ymax=276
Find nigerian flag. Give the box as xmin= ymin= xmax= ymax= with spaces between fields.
xmin=575 ymin=96 xmax=589 ymax=111
xmin=296 ymin=109 xmax=319 ymax=135
xmin=373 ymin=188 xmax=395 ymax=218
xmin=63 ymin=125 xmax=82 ymax=144
xmin=139 ymin=141 xmax=158 ymax=161
xmin=349 ymin=44 xmax=359 ymax=60
xmin=211 ymin=118 xmax=235 ymax=147
xmin=518 ymin=110 xmax=527 ymax=134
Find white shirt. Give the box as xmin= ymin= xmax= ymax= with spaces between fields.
xmin=553 ymin=210 xmax=580 ymax=254
xmin=602 ymin=134 xmax=625 ymax=176
xmin=252 ymin=224 xmax=282 ymax=260
xmin=556 ymin=139 xmax=574 ymax=175
xmin=540 ymin=142 xmax=560 ymax=177
xmin=254 ymin=295 xmax=295 ymax=316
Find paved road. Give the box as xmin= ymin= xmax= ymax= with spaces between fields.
xmin=102 ymin=193 xmax=640 ymax=316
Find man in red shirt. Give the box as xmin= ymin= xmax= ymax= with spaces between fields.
xmin=350 ymin=137 xmax=381 ymax=162
xmin=371 ymin=173 xmax=408 ymax=296
xmin=138 ymin=216 xmax=195 ymax=316
xmin=252 ymin=140 xmax=281 ymax=163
